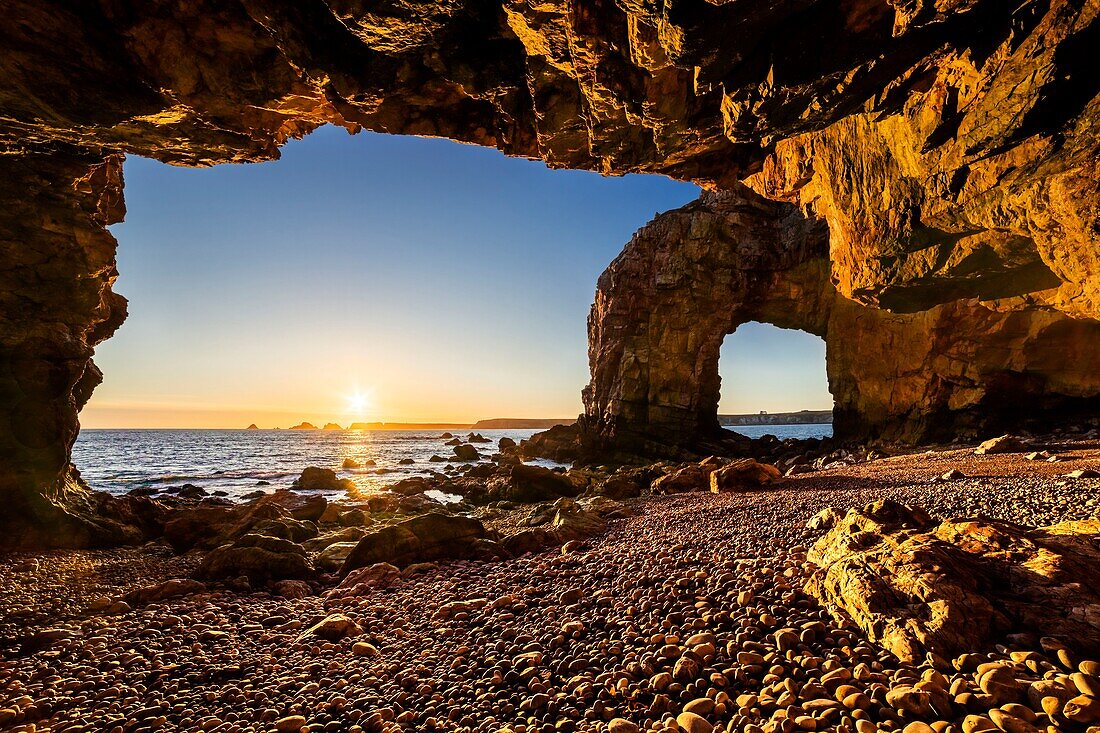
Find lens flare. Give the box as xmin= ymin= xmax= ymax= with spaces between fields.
xmin=345 ymin=389 xmax=372 ymax=417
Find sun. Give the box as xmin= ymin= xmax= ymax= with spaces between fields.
xmin=345 ymin=389 xmax=372 ymax=417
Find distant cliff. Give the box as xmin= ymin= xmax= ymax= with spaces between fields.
xmin=472 ymin=418 xmax=572 ymax=430
xmin=719 ymin=410 xmax=833 ymax=426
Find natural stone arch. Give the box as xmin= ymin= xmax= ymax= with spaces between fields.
xmin=574 ymin=188 xmax=1100 ymax=459
xmin=579 ymin=187 xmax=831 ymax=458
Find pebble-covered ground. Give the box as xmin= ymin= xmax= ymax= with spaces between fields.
xmin=1 ymin=443 xmax=1099 ymax=733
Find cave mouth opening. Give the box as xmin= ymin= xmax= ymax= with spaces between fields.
xmin=67 ymin=126 xmax=702 ymax=498
xmin=716 ymin=321 xmax=834 ymax=440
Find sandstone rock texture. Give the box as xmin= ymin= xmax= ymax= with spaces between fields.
xmin=1 ymin=0 xmax=1098 ymax=543
xmin=582 ymin=188 xmax=1100 ymax=455
xmin=807 ymin=500 xmax=1100 ymax=663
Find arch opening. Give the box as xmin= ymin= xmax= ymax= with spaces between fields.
xmin=716 ymin=322 xmax=833 ymax=440
xmin=68 ymin=126 xmax=701 ymax=500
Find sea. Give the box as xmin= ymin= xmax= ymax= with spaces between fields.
xmin=72 ymin=424 xmax=832 ymax=501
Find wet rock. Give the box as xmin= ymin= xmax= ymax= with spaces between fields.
xmin=498 ymin=436 xmax=517 ymax=450
xmin=176 ymin=483 xmax=207 ymax=500
xmin=342 ymin=457 xmax=360 ymax=469
xmin=453 ymin=444 xmax=481 ymax=461
xmin=294 ymin=467 xmax=354 ymax=492
xmin=388 ymin=476 xmax=433 ymax=496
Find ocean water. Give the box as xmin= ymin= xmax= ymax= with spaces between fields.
xmin=72 ymin=424 xmax=833 ymax=502
xmin=72 ymin=428 xmax=554 ymax=501
xmin=725 ymin=424 xmax=832 ymax=441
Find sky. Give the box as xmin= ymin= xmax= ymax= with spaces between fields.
xmin=83 ymin=126 xmax=831 ymax=428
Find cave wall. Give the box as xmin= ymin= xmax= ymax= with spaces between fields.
xmin=0 ymin=0 xmax=1098 ymax=543
xmin=583 ymin=188 xmax=1100 ymax=454
xmin=0 ymin=150 xmax=132 ymax=546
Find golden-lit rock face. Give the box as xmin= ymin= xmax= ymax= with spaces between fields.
xmin=0 ymin=0 xmax=1098 ymax=542
xmin=582 ymin=188 xmax=1100 ymax=452
xmin=807 ymin=500 xmax=1100 ymax=662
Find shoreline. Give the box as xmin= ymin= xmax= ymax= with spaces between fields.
xmin=3 ymin=436 xmax=1100 ymax=731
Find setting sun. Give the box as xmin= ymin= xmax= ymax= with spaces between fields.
xmin=345 ymin=389 xmax=372 ymax=418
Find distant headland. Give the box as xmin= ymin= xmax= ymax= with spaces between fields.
xmin=248 ymin=414 xmax=831 ymax=430
xmin=719 ymin=410 xmax=833 ymax=426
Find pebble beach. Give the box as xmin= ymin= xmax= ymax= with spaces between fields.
xmin=2 ymin=441 xmax=1100 ymax=733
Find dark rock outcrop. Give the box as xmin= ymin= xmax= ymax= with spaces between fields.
xmin=197 ymin=533 xmax=315 ymax=584
xmin=339 ymin=513 xmax=492 ymax=573
xmin=163 ymin=494 xmax=319 ymax=552
xmin=294 ymin=467 xmax=353 ymax=492
xmin=452 ymin=444 xmax=481 ymax=462
xmin=807 ymin=500 xmax=1100 ymax=663
xmin=498 ymin=464 xmax=580 ymax=504
xmin=2 ymin=0 xmax=1099 ymax=542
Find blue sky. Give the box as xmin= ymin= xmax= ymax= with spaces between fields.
xmin=84 ymin=126 xmax=831 ymax=427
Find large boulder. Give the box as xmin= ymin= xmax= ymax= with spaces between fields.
xmin=708 ymin=459 xmax=782 ymax=492
xmin=339 ymin=513 xmax=492 ymax=573
xmin=164 ymin=492 xmax=329 ymax=552
xmin=974 ymin=434 xmax=1028 ymax=455
xmin=294 ymin=467 xmax=355 ymax=492
xmin=282 ymin=493 xmax=328 ymax=522
xmin=315 ymin=541 xmax=360 ymax=571
xmin=163 ymin=504 xmax=245 ymax=552
xmin=197 ymin=533 xmax=314 ymax=583
xmin=597 ymin=467 xmax=658 ymax=499
xmin=502 ymin=464 xmax=580 ymax=503
xmin=122 ymin=578 xmax=207 ymax=607
xmin=387 ymin=477 xmax=433 ymax=496
xmin=304 ymin=526 xmax=366 ymax=552
xmin=550 ymin=499 xmax=608 ymax=543
xmin=652 ymin=465 xmax=709 ymax=494
xmin=326 ymin=563 xmax=402 ymax=599
xmin=452 ymin=444 xmax=481 ymax=461
xmin=807 ymin=500 xmax=1100 ymax=662
xmin=501 ymin=528 xmax=558 ymax=556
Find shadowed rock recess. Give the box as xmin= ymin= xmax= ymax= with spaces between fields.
xmin=1 ymin=0 xmax=1099 ymax=545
